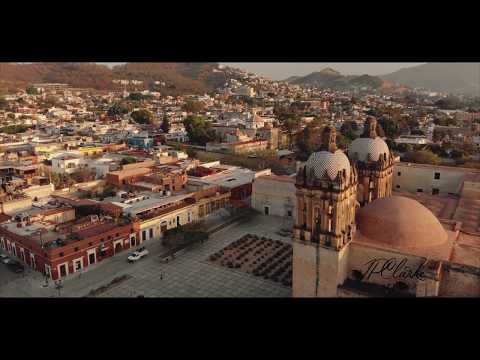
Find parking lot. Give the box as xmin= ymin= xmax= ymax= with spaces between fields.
xmin=0 ymin=214 xmax=293 ymax=298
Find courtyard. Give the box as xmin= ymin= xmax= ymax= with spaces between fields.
xmin=0 ymin=214 xmax=293 ymax=298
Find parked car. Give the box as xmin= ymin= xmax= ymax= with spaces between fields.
xmin=1 ymin=254 xmax=11 ymax=264
xmin=7 ymin=261 xmax=24 ymax=273
xmin=127 ymin=247 xmax=149 ymax=263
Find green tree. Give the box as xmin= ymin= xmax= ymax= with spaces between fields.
xmin=108 ymin=103 xmax=130 ymax=117
xmin=340 ymin=120 xmax=359 ymax=140
xmin=131 ymin=109 xmax=153 ymax=124
xmin=336 ymin=134 xmax=352 ymax=150
xmin=0 ymin=97 xmax=8 ymax=109
xmin=128 ymin=92 xmax=145 ymax=101
xmin=183 ymin=115 xmax=217 ymax=145
xmin=403 ymin=150 xmax=441 ymax=165
xmin=120 ymin=156 xmax=137 ymax=165
xmin=377 ymin=117 xmax=400 ymax=138
xmin=0 ymin=125 xmax=30 ymax=134
xmin=26 ymin=86 xmax=38 ymax=95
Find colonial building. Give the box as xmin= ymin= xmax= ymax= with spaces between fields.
xmin=293 ymin=125 xmax=480 ymax=297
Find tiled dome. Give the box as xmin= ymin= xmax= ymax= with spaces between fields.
xmin=348 ymin=137 xmax=389 ymax=162
xmin=305 ymin=150 xmax=351 ymax=181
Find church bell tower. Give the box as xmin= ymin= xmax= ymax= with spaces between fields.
xmin=293 ymin=126 xmax=358 ymax=297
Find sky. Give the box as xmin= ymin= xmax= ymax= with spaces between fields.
xmin=222 ymin=63 xmax=425 ymax=80
xmin=98 ymin=62 xmax=425 ymax=80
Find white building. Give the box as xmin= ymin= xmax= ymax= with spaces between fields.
xmin=394 ymin=135 xmax=430 ymax=145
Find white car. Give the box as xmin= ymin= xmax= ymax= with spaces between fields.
xmin=127 ymin=247 xmax=149 ymax=263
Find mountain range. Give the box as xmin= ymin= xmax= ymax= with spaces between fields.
xmin=284 ymin=63 xmax=480 ymax=96
xmin=380 ymin=63 xmax=480 ymax=95
xmin=0 ymin=63 xmax=227 ymax=95
xmin=284 ymin=68 xmax=403 ymax=92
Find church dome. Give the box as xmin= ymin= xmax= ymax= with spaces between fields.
xmin=355 ymin=196 xmax=448 ymax=250
xmin=348 ymin=136 xmax=390 ymax=162
xmin=305 ymin=150 xmax=351 ymax=181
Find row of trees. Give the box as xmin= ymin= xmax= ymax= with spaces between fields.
xmin=0 ymin=125 xmax=31 ymax=134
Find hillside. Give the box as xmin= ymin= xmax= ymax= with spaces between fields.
xmin=285 ymin=68 xmax=394 ymax=91
xmin=0 ymin=62 xmax=226 ymax=95
xmin=381 ymin=63 xmax=480 ymax=95
xmin=112 ymin=63 xmax=226 ymax=94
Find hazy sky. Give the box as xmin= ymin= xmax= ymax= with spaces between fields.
xmin=222 ymin=63 xmax=425 ymax=80
xmin=98 ymin=62 xmax=425 ymax=80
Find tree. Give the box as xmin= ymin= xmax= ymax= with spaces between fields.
xmin=340 ymin=120 xmax=358 ymax=140
xmin=107 ymin=103 xmax=130 ymax=117
xmin=120 ymin=157 xmax=137 ymax=165
xmin=410 ymin=129 xmax=425 ymax=136
xmin=131 ymin=109 xmax=153 ymax=124
xmin=377 ymin=117 xmax=400 ymax=138
xmin=0 ymin=97 xmax=9 ymax=109
xmin=128 ymin=93 xmax=145 ymax=101
xmin=161 ymin=116 xmax=171 ymax=133
xmin=296 ymin=124 xmax=324 ymax=160
xmin=26 ymin=86 xmax=38 ymax=95
xmin=183 ymin=100 xmax=205 ymax=113
xmin=434 ymin=117 xmax=457 ymax=126
xmin=433 ymin=129 xmax=447 ymax=142
xmin=186 ymin=148 xmax=197 ymax=158
xmin=0 ymin=125 xmax=30 ymax=134
xmin=183 ymin=115 xmax=217 ymax=145
xmin=396 ymin=143 xmax=413 ymax=153
xmin=336 ymin=134 xmax=352 ymax=150
xmin=403 ymin=150 xmax=441 ymax=165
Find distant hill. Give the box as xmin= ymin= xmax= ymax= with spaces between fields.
xmin=285 ymin=68 xmax=398 ymax=92
xmin=283 ymin=75 xmax=301 ymax=83
xmin=381 ymin=63 xmax=480 ymax=95
xmin=0 ymin=62 xmax=227 ymax=95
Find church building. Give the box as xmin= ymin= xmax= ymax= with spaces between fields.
xmin=292 ymin=120 xmax=480 ymax=297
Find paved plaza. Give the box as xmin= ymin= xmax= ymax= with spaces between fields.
xmin=0 ymin=214 xmax=293 ymax=298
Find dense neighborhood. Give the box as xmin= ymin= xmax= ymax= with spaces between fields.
xmin=1 ymin=63 xmax=480 ymax=298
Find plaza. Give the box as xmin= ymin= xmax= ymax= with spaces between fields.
xmin=0 ymin=214 xmax=293 ymax=298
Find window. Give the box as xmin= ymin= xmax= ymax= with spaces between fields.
xmin=396 ymin=185 xmax=400 ymax=189
xmin=351 ymin=270 xmax=363 ymax=281
xmin=149 ymin=228 xmax=153 ymax=239
xmin=74 ymin=247 xmax=79 ymax=252
xmin=434 ymin=172 xmax=440 ymax=180
xmin=116 ymin=233 xmax=120 ymax=237
xmin=89 ymin=242 xmax=93 ymax=246
xmin=432 ymin=188 xmax=439 ymax=195
xmin=397 ymin=172 xmax=401 ymax=176
xmin=287 ymin=210 xmax=292 ymax=217
xmin=417 ymin=188 xmax=423 ymax=193
xmin=59 ymin=252 xmax=64 ymax=257
xmin=142 ymin=230 xmax=147 ymax=241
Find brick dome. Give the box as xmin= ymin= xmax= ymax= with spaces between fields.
xmin=356 ymin=196 xmax=448 ymax=250
xmin=305 ymin=150 xmax=351 ymax=181
xmin=348 ymin=137 xmax=389 ymax=162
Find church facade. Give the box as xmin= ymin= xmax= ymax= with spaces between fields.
xmin=292 ymin=119 xmax=480 ymax=297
